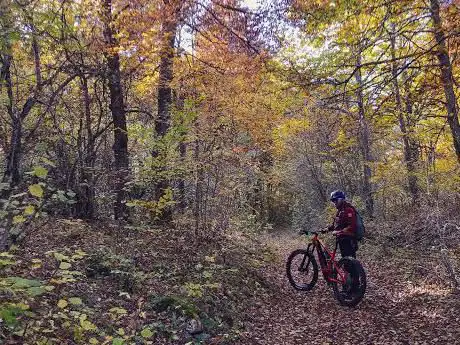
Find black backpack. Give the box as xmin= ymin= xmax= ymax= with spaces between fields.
xmin=354 ymin=208 xmax=365 ymax=241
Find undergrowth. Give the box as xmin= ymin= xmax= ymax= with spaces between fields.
xmin=0 ymin=220 xmax=275 ymax=345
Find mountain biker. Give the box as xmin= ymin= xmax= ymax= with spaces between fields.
xmin=327 ymin=190 xmax=358 ymax=259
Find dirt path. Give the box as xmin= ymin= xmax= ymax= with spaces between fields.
xmin=236 ymin=232 xmax=460 ymax=345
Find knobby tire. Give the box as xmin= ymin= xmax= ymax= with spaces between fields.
xmin=286 ymin=249 xmax=318 ymax=291
xmin=332 ymin=257 xmax=367 ymax=307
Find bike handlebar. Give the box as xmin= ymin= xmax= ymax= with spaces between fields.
xmin=300 ymin=229 xmax=329 ymax=236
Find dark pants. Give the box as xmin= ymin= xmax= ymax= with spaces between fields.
xmin=337 ymin=236 xmax=358 ymax=258
xmin=337 ymin=236 xmax=359 ymax=293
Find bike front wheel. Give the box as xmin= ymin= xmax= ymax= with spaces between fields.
xmin=332 ymin=257 xmax=367 ymax=307
xmin=286 ymin=249 xmax=318 ymax=291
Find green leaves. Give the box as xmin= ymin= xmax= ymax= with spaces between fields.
xmin=0 ymin=258 xmax=15 ymax=267
xmin=108 ymin=307 xmax=127 ymax=321
xmin=112 ymin=338 xmax=124 ymax=345
xmin=69 ymin=297 xmax=82 ymax=305
xmin=24 ymin=205 xmax=35 ymax=215
xmin=1 ymin=276 xmax=48 ymax=297
xmin=140 ymin=327 xmax=154 ymax=338
xmin=183 ymin=283 xmax=204 ymax=298
xmin=57 ymin=299 xmax=68 ymax=309
xmin=0 ymin=304 xmax=25 ymax=328
xmin=32 ymin=166 xmax=48 ymax=179
xmin=58 ymin=297 xmax=82 ymax=309
xmin=6 ymin=277 xmax=42 ymax=289
xmin=27 ymin=286 xmax=47 ymax=296
xmin=28 ymin=184 xmax=44 ymax=198
xmin=80 ymin=318 xmax=97 ymax=331
xmin=59 ymin=262 xmax=72 ymax=270
xmin=53 ymin=252 xmax=70 ymax=262
xmin=12 ymin=215 xmax=26 ymax=224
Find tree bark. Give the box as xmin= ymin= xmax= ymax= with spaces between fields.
xmin=354 ymin=50 xmax=374 ymax=218
xmin=174 ymin=90 xmax=187 ymax=211
xmin=156 ymin=19 xmax=177 ymax=138
xmin=429 ymin=0 xmax=460 ymax=163
xmin=2 ymin=56 xmax=37 ymax=188
xmin=1 ymin=35 xmax=19 ymax=187
xmin=75 ymin=75 xmax=96 ymax=219
xmin=194 ymin=139 xmax=204 ymax=234
xmin=101 ymin=0 xmax=130 ymax=220
xmin=153 ymin=0 xmax=182 ymax=222
xmin=389 ymin=25 xmax=419 ymax=202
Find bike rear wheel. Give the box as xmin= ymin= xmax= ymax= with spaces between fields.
xmin=332 ymin=257 xmax=366 ymax=307
xmin=286 ymin=249 xmax=318 ymax=291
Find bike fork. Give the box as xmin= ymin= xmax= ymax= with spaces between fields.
xmin=299 ymin=244 xmax=313 ymax=272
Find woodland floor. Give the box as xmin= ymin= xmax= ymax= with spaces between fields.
xmin=236 ymin=231 xmax=460 ymax=345
xmin=1 ymin=221 xmax=459 ymax=345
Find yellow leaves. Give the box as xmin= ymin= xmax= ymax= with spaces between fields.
xmin=59 ymin=262 xmax=72 ymax=270
xmin=28 ymin=184 xmax=44 ymax=198
xmin=32 ymin=166 xmax=48 ymax=179
xmin=24 ymin=205 xmax=35 ymax=216
xmin=330 ymin=128 xmax=357 ymax=152
xmin=184 ymin=282 xmax=204 ymax=298
xmin=273 ymin=118 xmax=310 ymax=154
xmin=12 ymin=215 xmax=26 ymax=225
xmin=80 ymin=318 xmax=97 ymax=331
xmin=31 ymin=258 xmax=42 ymax=269
xmin=126 ymin=188 xmax=175 ymax=219
xmin=140 ymin=327 xmax=154 ymax=338
xmin=69 ymin=297 xmax=83 ymax=305
xmin=108 ymin=307 xmax=128 ymax=321
xmin=72 ymin=250 xmax=87 ymax=260
xmin=57 ymin=299 xmax=68 ymax=309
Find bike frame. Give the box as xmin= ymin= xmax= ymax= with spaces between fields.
xmin=306 ymin=233 xmax=348 ymax=285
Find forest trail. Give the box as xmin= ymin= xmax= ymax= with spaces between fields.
xmin=236 ymin=232 xmax=460 ymax=345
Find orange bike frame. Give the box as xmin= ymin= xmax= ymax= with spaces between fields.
xmin=308 ymin=233 xmax=347 ymax=284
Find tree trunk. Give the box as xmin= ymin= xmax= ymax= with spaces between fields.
xmin=175 ymin=90 xmax=187 ymax=211
xmin=403 ymin=71 xmax=420 ymax=197
xmin=4 ymin=117 xmax=22 ymax=187
xmin=75 ymin=75 xmax=96 ymax=219
xmin=83 ymin=76 xmax=96 ymax=219
xmin=1 ymin=35 xmax=20 ymax=188
xmin=153 ymin=1 xmax=182 ymax=222
xmin=194 ymin=138 xmax=204 ymax=234
xmin=354 ymin=51 xmax=374 ymax=218
xmin=430 ymin=0 xmax=460 ymax=163
xmin=156 ymin=22 xmax=177 ymax=138
xmin=0 ymin=6 xmax=20 ymax=249
xmin=389 ymin=25 xmax=419 ymax=202
xmin=2 ymin=14 xmax=41 ymax=188
xmin=2 ymin=64 xmax=37 ymax=190
xmin=102 ymin=0 xmax=130 ymax=220
xmin=178 ymin=141 xmax=187 ymax=210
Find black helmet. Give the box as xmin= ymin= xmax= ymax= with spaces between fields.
xmin=330 ymin=190 xmax=346 ymax=201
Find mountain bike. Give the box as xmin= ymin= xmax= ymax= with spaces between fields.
xmin=286 ymin=230 xmax=366 ymax=307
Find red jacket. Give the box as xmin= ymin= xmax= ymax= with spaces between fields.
xmin=333 ymin=202 xmax=357 ymax=238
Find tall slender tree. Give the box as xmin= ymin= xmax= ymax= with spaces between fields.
xmin=101 ymin=0 xmax=130 ymax=220
xmin=388 ymin=21 xmax=419 ymax=201
xmin=429 ymin=0 xmax=460 ymax=164
xmin=153 ymin=0 xmax=185 ymax=222
xmin=354 ymin=47 xmax=374 ymax=217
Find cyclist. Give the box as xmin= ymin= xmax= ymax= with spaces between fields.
xmin=327 ymin=190 xmax=358 ymax=259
